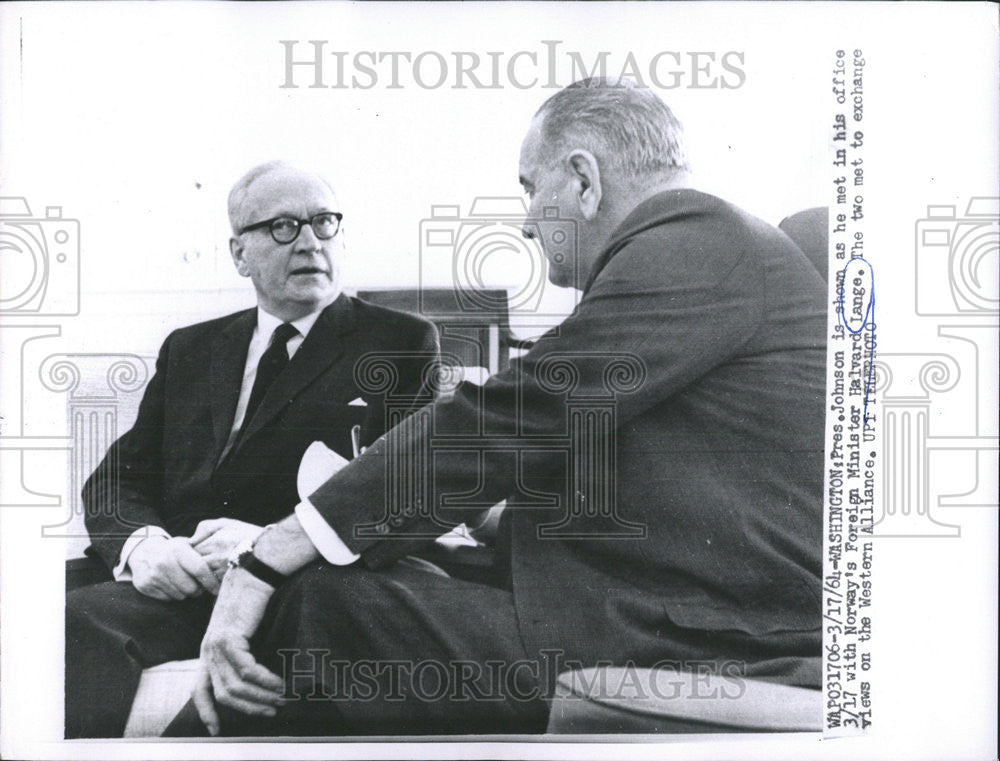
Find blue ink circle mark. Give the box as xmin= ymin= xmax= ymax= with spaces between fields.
xmin=838 ymin=257 xmax=875 ymax=335
xmin=837 ymin=257 xmax=876 ymax=424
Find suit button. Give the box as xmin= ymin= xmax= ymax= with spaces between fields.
xmin=390 ymin=516 xmax=404 ymax=527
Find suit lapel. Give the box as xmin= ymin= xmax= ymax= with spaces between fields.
xmin=235 ymin=295 xmax=355 ymax=448
xmin=209 ymin=309 xmax=256 ymax=461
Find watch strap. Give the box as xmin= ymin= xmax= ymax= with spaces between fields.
xmin=236 ymin=549 xmax=288 ymax=588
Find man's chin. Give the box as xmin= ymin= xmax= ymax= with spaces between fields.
xmin=282 ymin=284 xmax=340 ymax=313
xmin=291 ymin=273 xmax=338 ymax=294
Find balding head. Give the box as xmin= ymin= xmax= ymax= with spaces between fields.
xmin=534 ymin=77 xmax=689 ymax=190
xmin=227 ymin=160 xmax=338 ymax=235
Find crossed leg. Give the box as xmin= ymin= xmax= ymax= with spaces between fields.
xmin=165 ymin=560 xmax=550 ymax=737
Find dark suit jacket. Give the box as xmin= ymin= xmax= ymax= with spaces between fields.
xmin=84 ymin=294 xmax=439 ymax=571
xmin=306 ymin=190 xmax=827 ymax=686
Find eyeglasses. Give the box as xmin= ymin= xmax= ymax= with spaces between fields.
xmin=239 ymin=212 xmax=343 ymax=244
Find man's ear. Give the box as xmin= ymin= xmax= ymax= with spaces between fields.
xmin=567 ymin=149 xmax=602 ymax=220
xmin=229 ymin=237 xmax=250 ymax=277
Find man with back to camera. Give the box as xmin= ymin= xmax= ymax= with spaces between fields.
xmin=172 ymin=78 xmax=827 ymax=736
xmin=64 ymin=160 xmax=440 ymax=737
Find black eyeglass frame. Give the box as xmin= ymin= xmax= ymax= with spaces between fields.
xmin=238 ymin=212 xmax=343 ymax=244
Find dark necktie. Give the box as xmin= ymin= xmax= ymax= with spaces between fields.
xmin=242 ymin=322 xmax=299 ymax=430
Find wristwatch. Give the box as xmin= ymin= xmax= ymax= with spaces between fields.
xmin=226 ymin=532 xmax=288 ymax=588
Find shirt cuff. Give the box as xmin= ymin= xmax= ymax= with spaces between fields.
xmin=113 ymin=526 xmax=172 ymax=581
xmin=294 ymin=499 xmax=361 ymax=566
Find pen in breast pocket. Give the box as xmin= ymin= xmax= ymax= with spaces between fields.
xmin=351 ymin=424 xmax=365 ymax=458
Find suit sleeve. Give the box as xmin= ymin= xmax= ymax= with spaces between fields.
xmin=307 ymin=230 xmax=765 ymax=567
xmin=82 ymin=333 xmax=174 ymax=571
xmin=358 ymin=317 xmax=441 ymax=448
xmin=403 ymin=318 xmax=442 ymax=409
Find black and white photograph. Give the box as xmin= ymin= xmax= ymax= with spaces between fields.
xmin=0 ymin=2 xmax=996 ymax=759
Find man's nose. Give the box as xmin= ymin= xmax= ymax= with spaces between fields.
xmin=521 ymin=220 xmax=537 ymax=240
xmin=294 ymin=221 xmax=322 ymax=250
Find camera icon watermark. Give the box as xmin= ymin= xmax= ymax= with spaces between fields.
xmin=418 ymin=197 xmax=578 ymax=324
xmin=0 ymin=197 xmax=81 ymax=316
xmin=914 ymin=197 xmax=998 ymax=316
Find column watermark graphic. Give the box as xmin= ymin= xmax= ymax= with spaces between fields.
xmin=871 ymin=198 xmax=999 ymax=538
xmin=0 ymin=197 xmax=83 ymax=530
xmin=39 ymin=353 xmax=149 ymax=539
xmin=351 ymin=350 xmax=649 ymax=541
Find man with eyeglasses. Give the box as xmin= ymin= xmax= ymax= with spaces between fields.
xmin=65 ymin=160 xmax=440 ymax=738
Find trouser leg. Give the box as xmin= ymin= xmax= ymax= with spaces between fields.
xmin=65 ymin=581 xmax=214 ymax=738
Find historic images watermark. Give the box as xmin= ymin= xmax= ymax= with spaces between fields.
xmin=0 ymin=197 xmax=155 ymax=546
xmin=275 ymin=648 xmax=749 ymax=705
xmin=0 ymin=197 xmax=80 ymax=318
xmin=0 ymin=197 xmax=86 ymax=540
xmin=279 ymin=40 xmax=746 ymax=91
xmin=418 ymin=198 xmax=573 ymax=324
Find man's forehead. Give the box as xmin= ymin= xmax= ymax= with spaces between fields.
xmin=245 ymin=168 xmax=339 ymax=214
xmin=518 ymin=118 xmax=548 ymax=178
xmin=518 ymin=135 xmax=540 ymax=179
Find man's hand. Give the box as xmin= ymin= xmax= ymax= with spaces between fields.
xmin=128 ymin=535 xmax=220 ymax=600
xmin=192 ymin=569 xmax=285 ymax=735
xmin=189 ymin=518 xmax=265 ymax=581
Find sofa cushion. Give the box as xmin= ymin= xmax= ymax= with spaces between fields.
xmin=123 ymin=659 xmax=201 ymax=738
xmin=546 ymin=667 xmax=822 ymax=734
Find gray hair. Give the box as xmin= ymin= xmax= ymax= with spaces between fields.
xmin=227 ymin=160 xmax=336 ymax=234
xmin=535 ymin=78 xmax=689 ymax=183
